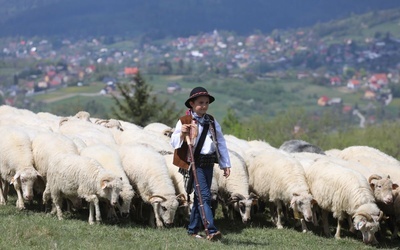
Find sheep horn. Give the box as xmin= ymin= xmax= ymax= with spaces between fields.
xmin=378 ymin=210 xmax=384 ymax=221
xmin=149 ymin=195 xmax=167 ymax=201
xmin=229 ymin=193 xmax=245 ymax=202
xmin=59 ymin=117 xmax=69 ymax=126
xmin=176 ymin=193 xmax=186 ymax=201
xmin=368 ymin=174 xmax=382 ymax=183
xmin=353 ymin=212 xmax=373 ymax=222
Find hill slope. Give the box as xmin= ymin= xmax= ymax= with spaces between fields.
xmin=1 ymin=0 xmax=400 ymax=37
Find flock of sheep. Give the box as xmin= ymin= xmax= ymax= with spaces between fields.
xmin=1 ymin=105 xmax=399 ymax=245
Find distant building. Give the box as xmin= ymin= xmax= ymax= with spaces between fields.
xmin=167 ymin=82 xmax=181 ymax=93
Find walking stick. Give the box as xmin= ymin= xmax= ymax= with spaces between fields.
xmin=186 ymin=120 xmax=210 ymax=237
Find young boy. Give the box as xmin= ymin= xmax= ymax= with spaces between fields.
xmin=170 ymin=86 xmax=231 ymax=241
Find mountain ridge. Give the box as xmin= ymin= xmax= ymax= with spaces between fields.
xmin=1 ymin=0 xmax=400 ymax=38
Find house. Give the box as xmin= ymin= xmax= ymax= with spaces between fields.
xmin=364 ymin=90 xmax=376 ymax=100
xmin=317 ymin=95 xmax=330 ymax=106
xmin=347 ymin=79 xmax=361 ymax=89
xmin=328 ymin=97 xmax=342 ymax=105
xmin=167 ymin=82 xmax=182 ymax=93
xmin=124 ymin=67 xmax=139 ymax=76
xmin=369 ymin=73 xmax=388 ymax=87
xmin=330 ymin=76 xmax=341 ymax=86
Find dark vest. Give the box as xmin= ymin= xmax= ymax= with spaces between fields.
xmin=172 ymin=114 xmax=217 ymax=169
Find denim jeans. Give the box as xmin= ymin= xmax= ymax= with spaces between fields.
xmin=187 ymin=162 xmax=218 ymax=234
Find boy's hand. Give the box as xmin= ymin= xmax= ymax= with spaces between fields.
xmin=223 ymin=168 xmax=230 ymax=178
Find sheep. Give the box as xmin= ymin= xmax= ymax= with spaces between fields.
xmin=301 ymin=152 xmax=396 ymax=206
xmin=32 ymin=132 xmax=80 ymax=181
xmin=118 ymin=144 xmax=179 ymax=228
xmin=223 ymin=134 xmax=250 ymax=156
xmin=292 ymin=152 xmax=383 ymax=244
xmin=43 ymin=153 xmax=123 ymax=224
xmin=0 ymin=126 xmax=42 ymax=209
xmin=143 ymin=122 xmax=174 ymax=138
xmin=80 ymin=144 xmax=136 ymax=220
xmin=326 ymin=146 xmax=400 ymax=239
xmin=111 ymin=125 xmax=174 ymax=155
xmin=58 ymin=117 xmax=117 ymax=147
xmin=279 ymin=139 xmax=325 ymax=155
xmin=213 ymin=149 xmax=257 ymax=224
xmin=247 ymin=147 xmax=315 ymax=232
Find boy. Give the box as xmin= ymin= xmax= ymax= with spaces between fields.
xmin=170 ymin=86 xmax=231 ymax=241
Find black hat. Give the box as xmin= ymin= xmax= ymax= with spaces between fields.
xmin=185 ymin=86 xmax=215 ymax=108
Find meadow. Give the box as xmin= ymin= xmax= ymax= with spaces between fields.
xmin=0 ymin=194 xmax=398 ymax=250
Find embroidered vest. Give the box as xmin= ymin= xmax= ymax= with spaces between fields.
xmin=173 ymin=114 xmax=217 ymax=169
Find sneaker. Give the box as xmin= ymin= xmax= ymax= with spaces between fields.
xmin=190 ymin=234 xmax=203 ymax=239
xmin=207 ymin=231 xmax=222 ymax=241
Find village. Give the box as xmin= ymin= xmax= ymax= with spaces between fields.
xmin=0 ymin=28 xmax=399 ymax=110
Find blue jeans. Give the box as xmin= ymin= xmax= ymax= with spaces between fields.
xmin=187 ymin=163 xmax=218 ymax=234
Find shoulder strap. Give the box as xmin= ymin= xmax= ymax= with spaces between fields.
xmin=193 ymin=122 xmax=209 ymax=162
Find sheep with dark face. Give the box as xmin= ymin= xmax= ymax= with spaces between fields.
xmin=279 ymin=139 xmax=325 ymax=155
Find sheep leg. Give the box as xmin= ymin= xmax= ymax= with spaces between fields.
xmin=321 ymin=210 xmax=332 ymax=237
xmin=347 ymin=214 xmax=356 ymax=234
xmin=312 ymin=206 xmax=319 ymax=226
xmin=88 ymin=202 xmax=95 ymax=225
xmin=53 ymin=195 xmax=64 ymax=220
xmin=300 ymin=218 xmax=308 ymax=233
xmin=0 ymin=178 xmax=6 ymax=205
xmin=334 ymin=219 xmax=342 ymax=239
xmin=94 ymin=199 xmax=102 ymax=223
xmin=13 ymin=183 xmax=25 ymax=210
xmin=275 ymin=200 xmax=284 ymax=229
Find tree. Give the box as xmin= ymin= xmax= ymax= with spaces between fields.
xmin=111 ymin=72 xmax=181 ymax=127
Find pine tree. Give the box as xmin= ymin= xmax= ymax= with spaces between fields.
xmin=111 ymin=72 xmax=181 ymax=126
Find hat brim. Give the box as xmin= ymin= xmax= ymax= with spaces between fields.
xmin=185 ymin=95 xmax=215 ymax=108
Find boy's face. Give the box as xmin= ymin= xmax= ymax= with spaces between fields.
xmin=190 ymin=96 xmax=210 ymax=116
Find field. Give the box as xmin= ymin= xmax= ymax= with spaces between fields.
xmin=30 ymin=74 xmax=386 ymax=125
xmin=0 ymin=195 xmax=397 ymax=250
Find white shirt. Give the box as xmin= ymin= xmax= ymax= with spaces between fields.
xmin=170 ymin=114 xmax=231 ymax=169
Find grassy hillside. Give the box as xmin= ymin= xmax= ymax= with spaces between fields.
xmin=31 ymin=75 xmax=385 ymax=127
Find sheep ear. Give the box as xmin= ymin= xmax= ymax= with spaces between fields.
xmin=101 ymin=180 xmax=109 ymax=189
xmin=370 ymin=183 xmax=375 ymax=190
xmin=11 ymin=172 xmax=20 ymax=184
xmin=393 ymin=183 xmax=399 ymax=190
xmin=355 ymin=220 xmax=366 ymax=230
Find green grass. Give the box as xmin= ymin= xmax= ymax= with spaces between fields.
xmin=0 ymin=195 xmax=398 ymax=250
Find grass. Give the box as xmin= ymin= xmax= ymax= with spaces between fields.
xmin=0 ymin=195 xmax=398 ymax=250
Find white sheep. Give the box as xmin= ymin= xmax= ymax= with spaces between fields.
xmin=111 ymin=124 xmax=174 ymax=155
xmin=0 ymin=126 xmax=42 ymax=209
xmin=118 ymin=144 xmax=179 ymax=228
xmin=292 ymin=152 xmax=383 ymax=244
xmin=143 ymin=122 xmax=174 ymax=138
xmin=213 ymin=150 xmax=257 ymax=224
xmin=247 ymin=147 xmax=315 ymax=232
xmin=80 ymin=144 xmax=136 ymax=220
xmin=326 ymin=146 xmax=400 ymax=239
xmin=223 ymin=134 xmax=250 ymax=156
xmin=43 ymin=153 xmax=123 ymax=224
xmin=58 ymin=117 xmax=117 ymax=147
